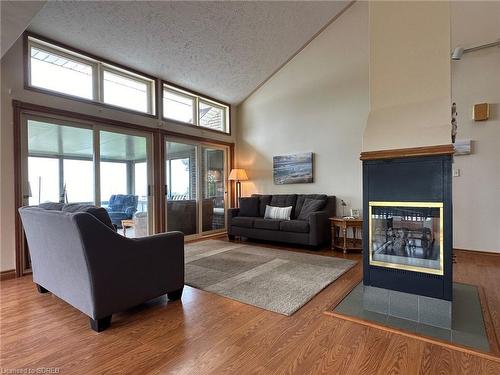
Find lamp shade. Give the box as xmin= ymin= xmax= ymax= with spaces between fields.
xmin=228 ymin=168 xmax=248 ymax=181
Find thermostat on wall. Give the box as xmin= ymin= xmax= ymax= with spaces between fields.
xmin=473 ymin=103 xmax=489 ymax=121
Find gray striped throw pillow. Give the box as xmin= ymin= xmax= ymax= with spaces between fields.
xmin=264 ymin=205 xmax=292 ymax=220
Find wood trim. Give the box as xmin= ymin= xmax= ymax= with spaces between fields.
xmin=454 ymin=248 xmax=500 ymax=256
xmin=13 ymin=102 xmax=24 ymax=277
xmin=12 ymin=100 xmax=235 ymax=147
xmin=0 ymin=270 xmax=16 ymax=281
xmin=360 ymin=144 xmax=455 ymax=161
xmin=24 ymin=86 xmax=160 ymax=119
xmin=325 ymin=282 xmax=500 ymax=363
xmin=478 ymin=285 xmax=500 ymax=356
xmin=153 ymin=130 xmax=166 ymax=233
xmin=159 ymin=113 xmax=232 ymax=137
xmin=229 ymin=144 xmax=236 ymax=208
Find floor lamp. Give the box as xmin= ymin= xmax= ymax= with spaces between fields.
xmin=228 ymin=169 xmax=248 ymax=208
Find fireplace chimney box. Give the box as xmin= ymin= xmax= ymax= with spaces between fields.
xmin=361 ymin=149 xmax=453 ymax=301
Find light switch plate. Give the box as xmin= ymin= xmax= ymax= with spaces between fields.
xmin=453 ymin=168 xmax=460 ymax=177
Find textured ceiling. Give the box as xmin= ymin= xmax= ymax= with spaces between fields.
xmin=27 ymin=1 xmax=349 ymax=104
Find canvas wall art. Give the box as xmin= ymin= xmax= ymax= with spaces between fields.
xmin=273 ymin=152 xmax=313 ymax=184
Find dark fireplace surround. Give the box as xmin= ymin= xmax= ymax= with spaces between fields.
xmin=362 ymin=150 xmax=453 ymax=301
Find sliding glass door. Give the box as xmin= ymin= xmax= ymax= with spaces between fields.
xmin=19 ymin=112 xmax=230 ymax=275
xmin=165 ymin=138 xmax=228 ymax=238
xmin=201 ymin=146 xmax=227 ymax=233
xmin=165 ymin=141 xmax=198 ymax=236
xmin=22 ymin=115 xmax=154 ymax=239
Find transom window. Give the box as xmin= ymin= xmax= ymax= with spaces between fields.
xmin=27 ymin=36 xmax=156 ymax=115
xmin=26 ymin=34 xmax=231 ymax=133
xmin=30 ymin=45 xmax=95 ymax=100
xmin=163 ymin=84 xmax=229 ymax=134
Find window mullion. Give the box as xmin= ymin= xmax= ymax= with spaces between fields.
xmin=96 ymin=62 xmax=103 ymax=102
xmin=194 ymin=97 xmax=199 ymax=126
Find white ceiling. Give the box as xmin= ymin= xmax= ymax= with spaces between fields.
xmin=27 ymin=1 xmax=350 ymax=105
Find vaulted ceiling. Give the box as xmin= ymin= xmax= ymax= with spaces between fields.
xmin=26 ymin=1 xmax=350 ymax=105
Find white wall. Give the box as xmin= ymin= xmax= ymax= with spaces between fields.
xmin=0 ymin=37 xmax=235 ymax=272
xmin=451 ymin=1 xmax=500 ymax=252
xmin=236 ymin=2 xmax=368 ymax=215
xmin=363 ymin=1 xmax=451 ymax=152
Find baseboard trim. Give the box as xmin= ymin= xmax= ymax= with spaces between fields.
xmin=1 ymin=269 xmax=16 ymax=281
xmin=185 ymin=232 xmax=227 ymax=244
xmin=454 ymin=248 xmax=500 ymax=256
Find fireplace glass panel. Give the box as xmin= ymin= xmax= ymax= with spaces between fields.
xmin=369 ymin=202 xmax=443 ymax=275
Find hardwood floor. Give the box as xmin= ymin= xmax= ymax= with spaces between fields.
xmin=1 ymin=239 xmax=500 ymax=374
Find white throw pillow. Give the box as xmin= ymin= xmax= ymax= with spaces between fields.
xmin=264 ymin=205 xmax=292 ymax=220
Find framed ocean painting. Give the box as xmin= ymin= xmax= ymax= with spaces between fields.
xmin=273 ymin=152 xmax=313 ymax=184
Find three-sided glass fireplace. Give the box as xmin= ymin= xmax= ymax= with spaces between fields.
xmin=369 ymin=201 xmax=443 ymax=275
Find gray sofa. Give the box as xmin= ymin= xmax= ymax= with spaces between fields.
xmin=227 ymin=194 xmax=336 ymax=247
xmin=18 ymin=204 xmax=185 ymax=332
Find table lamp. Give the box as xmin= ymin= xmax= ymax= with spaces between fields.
xmin=228 ymin=169 xmax=248 ymax=208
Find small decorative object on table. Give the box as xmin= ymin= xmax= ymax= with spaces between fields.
xmin=340 ymin=199 xmax=347 ymax=217
xmin=329 ymin=217 xmax=363 ymax=254
xmin=350 ymin=208 xmax=360 ymax=218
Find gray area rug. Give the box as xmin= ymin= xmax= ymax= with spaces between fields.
xmin=185 ymin=240 xmax=357 ymax=316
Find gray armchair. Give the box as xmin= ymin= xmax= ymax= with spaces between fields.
xmin=18 ymin=206 xmax=185 ymax=332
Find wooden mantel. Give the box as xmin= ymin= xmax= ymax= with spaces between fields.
xmin=360 ymin=144 xmax=454 ymax=161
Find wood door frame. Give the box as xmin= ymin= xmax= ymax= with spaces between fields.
xmin=12 ymin=100 xmax=234 ymax=277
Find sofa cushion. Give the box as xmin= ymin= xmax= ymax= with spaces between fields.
xmin=62 ymin=204 xmax=114 ymax=230
xmin=252 ymin=194 xmax=272 ymax=217
xmin=295 ymin=194 xmax=327 ymax=219
xmin=231 ymin=216 xmax=255 ymax=228
xmin=239 ymin=197 xmax=260 ymax=217
xmin=254 ymin=218 xmax=282 ymax=230
xmin=270 ymin=194 xmax=298 ymax=218
xmin=297 ymin=199 xmax=327 ymax=220
xmin=280 ymin=220 xmax=310 ymax=233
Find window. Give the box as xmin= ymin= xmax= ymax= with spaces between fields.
xmin=30 ymin=45 xmax=95 ymax=100
xmin=27 ymin=36 xmax=156 ymax=115
xmin=199 ymin=100 xmax=226 ymax=132
xmin=63 ymin=160 xmax=94 ymax=203
xmin=167 ymin=158 xmax=191 ymax=198
xmin=28 ymin=157 xmax=60 ymax=205
xmin=163 ymin=88 xmax=195 ymax=124
xmin=100 ymin=162 xmax=128 ymax=205
xmin=162 ymin=84 xmax=230 ymax=133
xmin=103 ymin=69 xmax=153 ymax=114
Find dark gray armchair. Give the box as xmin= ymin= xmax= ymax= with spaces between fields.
xmin=18 ymin=206 xmax=184 ymax=332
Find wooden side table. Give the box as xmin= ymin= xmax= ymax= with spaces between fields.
xmin=121 ymin=219 xmax=135 ymax=237
xmin=329 ymin=217 xmax=363 ymax=254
